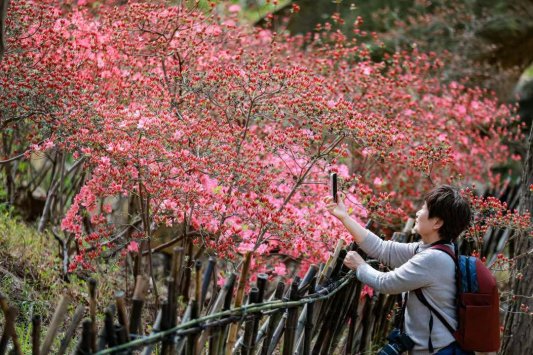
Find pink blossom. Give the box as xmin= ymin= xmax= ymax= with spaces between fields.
xmin=228 ymin=4 xmax=241 ymax=13
xmin=360 ymin=284 xmax=374 ymax=300
xmin=127 ymin=241 xmax=139 ymax=253
xmin=274 ymin=264 xmax=286 ymax=276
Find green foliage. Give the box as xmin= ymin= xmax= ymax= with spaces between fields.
xmin=524 ymin=63 xmax=533 ymax=78
xmin=0 ymin=212 xmax=130 ymax=353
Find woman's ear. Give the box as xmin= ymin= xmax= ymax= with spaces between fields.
xmin=432 ymin=218 xmax=443 ymax=231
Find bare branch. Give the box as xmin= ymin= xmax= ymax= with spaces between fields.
xmin=0 ymin=151 xmax=25 ymax=165
xmin=38 ymin=157 xmax=86 ymax=233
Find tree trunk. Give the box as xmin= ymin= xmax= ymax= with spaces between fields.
xmin=501 ymin=124 xmax=533 ymax=354
xmin=0 ymin=0 xmax=9 ymax=62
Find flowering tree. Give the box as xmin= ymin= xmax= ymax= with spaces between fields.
xmin=1 ymin=1 xmax=528 ymax=281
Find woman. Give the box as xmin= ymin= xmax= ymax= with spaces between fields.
xmin=325 ymin=185 xmax=473 ymax=354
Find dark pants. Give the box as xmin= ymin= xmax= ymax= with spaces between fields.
xmin=435 ymin=342 xmax=475 ymax=355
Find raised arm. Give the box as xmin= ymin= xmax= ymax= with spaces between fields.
xmin=324 ymin=194 xmax=368 ymax=245
xmin=325 ymin=194 xmax=418 ymax=267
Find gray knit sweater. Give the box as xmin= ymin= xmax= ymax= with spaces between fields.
xmin=356 ymin=230 xmax=457 ymax=354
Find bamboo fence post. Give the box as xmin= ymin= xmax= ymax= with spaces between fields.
xmin=325 ymin=250 xmax=354 ymax=352
xmin=166 ymin=276 xmax=176 ymax=329
xmin=283 ymin=279 xmax=299 ymax=355
xmin=0 ymin=292 xmax=7 ymax=355
xmin=233 ymin=274 xmax=273 ymax=353
xmin=297 ymin=265 xmax=318 ymax=295
xmin=215 ymin=273 xmax=238 ymax=353
xmin=311 ymin=248 xmax=350 ymax=355
xmin=11 ymin=308 xmax=19 ymax=355
xmin=0 ymin=310 xmax=9 ymax=354
xmin=311 ymin=240 xmax=346 ymax=335
xmin=303 ymin=278 xmax=316 ymax=355
xmin=358 ymin=293 xmax=376 ymax=353
xmin=225 ymin=252 xmax=252 ymax=355
xmin=115 ymin=291 xmax=129 ymax=339
xmin=88 ymin=278 xmax=97 ymax=352
xmin=311 ymin=294 xmax=336 ymax=354
xmin=129 ymin=274 xmax=149 ymax=336
xmin=114 ymin=324 xmax=128 ymax=347
xmin=175 ymin=300 xmax=193 ymax=354
xmin=294 ymin=272 xmax=319 ymax=355
xmin=185 ymin=299 xmax=198 ymax=355
xmin=201 ymin=257 xmax=216 ymax=308
xmin=344 ymin=241 xmax=364 ymax=355
xmin=251 ymin=273 xmax=268 ymax=350
xmin=198 ymin=278 xmax=233 ymax=352
xmin=100 ymin=306 xmax=116 ymax=350
xmin=195 ymin=260 xmax=202 ymax=306
xmin=266 ymin=312 xmax=287 ymax=355
xmin=75 ymin=319 xmax=92 ymax=355
xmin=165 ymin=247 xmax=183 ymax=349
xmin=294 ymin=312 xmax=308 ymax=355
xmin=344 ymin=296 xmax=358 ymax=355
xmin=58 ymin=304 xmax=85 ymax=355
xmin=329 ymin=250 xmax=347 ymax=280
xmin=0 ymin=292 xmax=7 ymax=314
xmin=32 ymin=315 xmax=41 ymax=355
xmin=322 ymin=285 xmax=351 ymax=353
xmin=140 ymin=309 xmax=162 ymax=355
xmin=0 ymin=305 xmax=21 ymax=355
xmin=189 ymin=260 xmax=202 ymax=355
xmin=165 ymin=277 xmax=178 ymax=355
xmin=160 ymin=300 xmax=171 ymax=355
xmin=370 ymin=293 xmax=387 ymax=341
xmin=294 ymin=272 xmax=316 ymax=355
xmin=251 ymin=312 xmax=271 ymax=350
xmin=330 ymin=280 xmax=360 ymax=354
xmin=318 ymin=240 xmax=344 ymax=284
xmin=40 ymin=294 xmax=70 ymax=355
xmin=240 ymin=287 xmax=259 ymax=355
xmin=206 ymin=272 xmax=237 ymax=355
xmin=234 ymin=272 xmax=268 ymax=353
xmin=327 ymin=255 xmax=361 ymax=352
xmin=260 ymin=281 xmax=285 ymax=355
xmin=375 ymin=294 xmax=395 ymax=341
xmin=96 ymin=323 xmax=107 ymax=351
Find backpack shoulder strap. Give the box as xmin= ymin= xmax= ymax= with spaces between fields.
xmin=430 ymin=244 xmax=463 ymax=295
xmin=415 ymin=243 xmax=461 ymax=338
xmin=414 ymin=289 xmax=456 ymax=335
xmin=430 ymin=244 xmax=457 ymax=261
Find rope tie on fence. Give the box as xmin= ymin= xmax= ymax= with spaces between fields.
xmin=95 ymin=270 xmax=358 ymax=354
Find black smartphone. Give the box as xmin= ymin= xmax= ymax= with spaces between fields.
xmin=330 ymin=173 xmax=338 ymax=203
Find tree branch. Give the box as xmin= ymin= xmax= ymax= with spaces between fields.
xmin=37 ymin=157 xmax=86 ymax=233
xmin=0 ymin=151 xmax=25 ymax=165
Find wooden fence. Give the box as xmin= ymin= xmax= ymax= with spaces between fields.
xmin=1 ymin=228 xmax=404 ymax=355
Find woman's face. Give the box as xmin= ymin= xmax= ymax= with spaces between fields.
xmin=414 ymin=203 xmax=441 ymax=242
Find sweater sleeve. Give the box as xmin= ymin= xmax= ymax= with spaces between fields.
xmin=358 ymin=230 xmax=420 ymax=268
xmin=356 ymin=249 xmax=439 ymax=294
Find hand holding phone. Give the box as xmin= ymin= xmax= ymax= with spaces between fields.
xmin=330 ymin=172 xmax=338 ymax=203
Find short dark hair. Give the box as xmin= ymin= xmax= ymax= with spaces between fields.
xmin=424 ymin=185 xmax=471 ymax=242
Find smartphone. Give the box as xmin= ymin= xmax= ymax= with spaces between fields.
xmin=330 ymin=173 xmax=338 ymax=203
